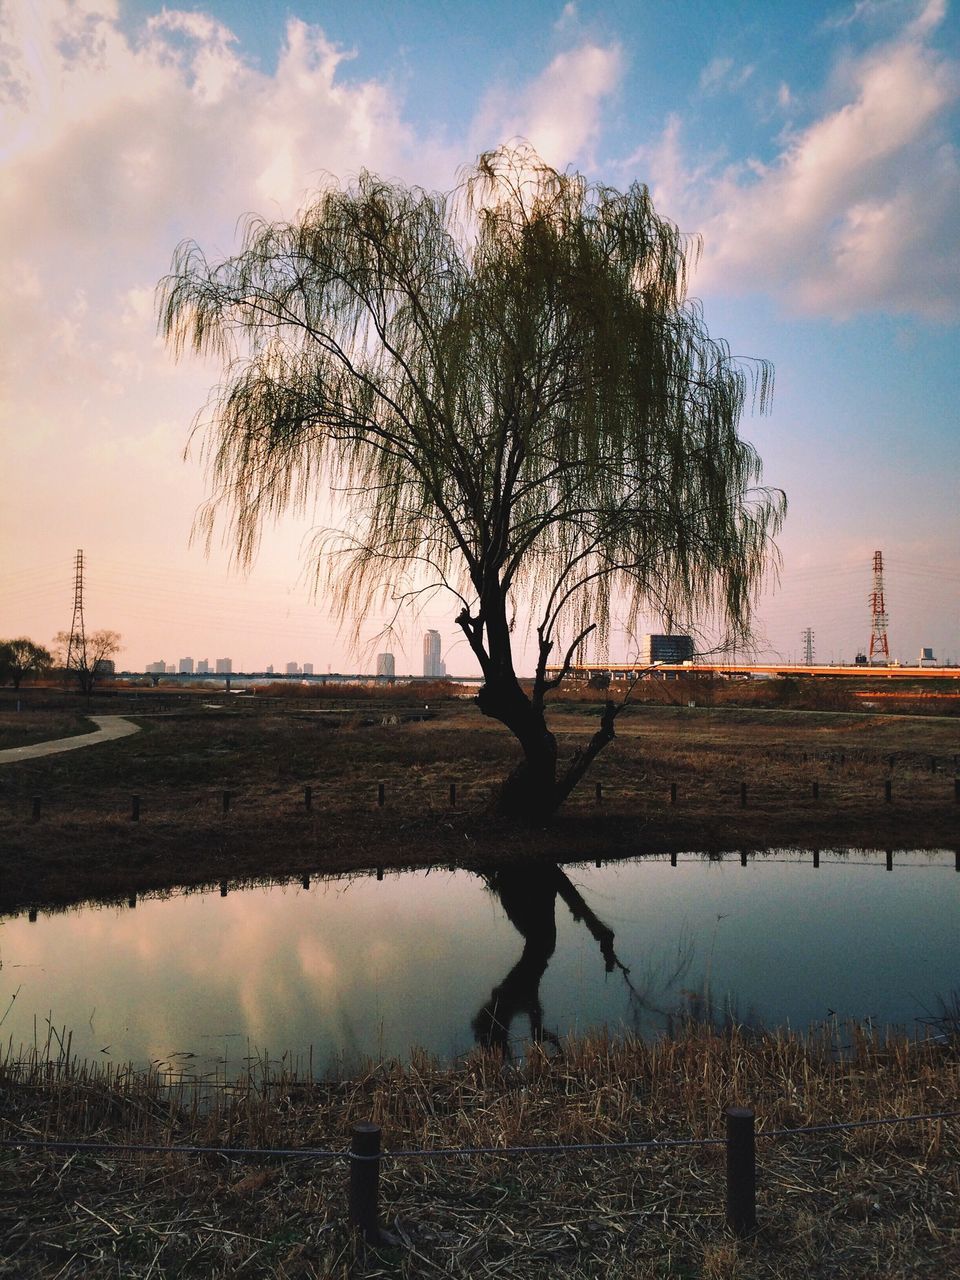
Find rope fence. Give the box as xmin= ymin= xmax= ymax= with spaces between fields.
xmin=3 ymin=1105 xmax=958 ymax=1243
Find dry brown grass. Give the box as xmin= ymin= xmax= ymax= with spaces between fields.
xmin=0 ymin=707 xmax=95 ymax=750
xmin=1 ymin=1024 xmax=957 ymax=1277
xmin=1 ymin=693 xmax=958 ymax=914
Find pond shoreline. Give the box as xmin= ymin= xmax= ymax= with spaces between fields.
xmin=2 ymin=804 xmax=958 ymax=915
xmin=1 ymin=696 xmax=957 ymax=913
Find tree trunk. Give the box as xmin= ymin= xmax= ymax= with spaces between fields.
xmin=476 ymin=678 xmax=560 ymax=822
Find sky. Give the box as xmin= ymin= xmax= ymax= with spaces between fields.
xmin=1 ymin=0 xmax=958 ymax=674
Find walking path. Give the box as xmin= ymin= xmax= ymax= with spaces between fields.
xmin=0 ymin=716 xmax=141 ymax=764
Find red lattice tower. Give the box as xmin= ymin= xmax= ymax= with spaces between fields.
xmin=868 ymin=549 xmax=890 ymax=663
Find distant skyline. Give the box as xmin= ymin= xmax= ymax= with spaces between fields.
xmin=3 ymin=0 xmax=958 ymax=671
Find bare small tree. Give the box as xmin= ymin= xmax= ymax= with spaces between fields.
xmin=159 ymin=145 xmax=784 ymax=821
xmin=0 ymin=638 xmax=53 ymax=689
xmin=54 ymin=629 xmax=122 ymax=697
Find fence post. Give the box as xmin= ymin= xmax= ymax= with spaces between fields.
xmin=726 ymin=1106 xmax=756 ymax=1237
xmin=886 ymin=848 xmax=893 ymax=872
xmin=377 ymin=782 xmax=385 ymax=807
xmin=670 ymin=851 xmax=677 ymax=867
xmin=349 ymin=1122 xmax=383 ymax=1244
xmin=304 ymin=785 xmax=312 ymax=811
xmin=131 ymin=795 xmax=140 ymax=822
xmin=449 ymin=782 xmax=457 ymax=807
xmin=813 ymin=849 xmax=820 ymax=869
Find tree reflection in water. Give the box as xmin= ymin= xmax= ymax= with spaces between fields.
xmin=472 ymin=862 xmax=633 ymax=1055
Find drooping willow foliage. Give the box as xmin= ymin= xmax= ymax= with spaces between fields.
xmin=159 ymin=146 xmax=784 ymax=809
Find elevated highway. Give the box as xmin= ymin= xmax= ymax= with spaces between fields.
xmin=550 ymin=663 xmax=959 ymax=681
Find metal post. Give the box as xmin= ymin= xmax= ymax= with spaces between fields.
xmin=131 ymin=795 xmax=140 ymax=822
xmin=219 ymin=881 xmax=228 ymax=897
xmin=670 ymin=851 xmax=677 ymax=867
xmin=349 ymin=1122 xmax=382 ymax=1244
xmin=128 ymin=894 xmax=136 ymax=909
xmin=740 ymin=850 xmax=747 ymax=867
xmin=886 ymin=848 xmax=893 ymax=872
xmin=376 ymin=866 xmax=384 ymax=881
xmin=813 ymin=849 xmax=820 ymax=869
xmin=726 ymin=1106 xmax=756 ymax=1237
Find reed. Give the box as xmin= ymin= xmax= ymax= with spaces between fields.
xmin=1 ymin=1022 xmax=957 ymax=1277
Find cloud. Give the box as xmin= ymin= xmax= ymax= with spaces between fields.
xmin=472 ymin=42 xmax=624 ymax=166
xmin=651 ymin=11 xmax=960 ymax=318
xmin=0 ymin=1 xmax=436 ymax=658
xmin=699 ymin=56 xmax=755 ymax=95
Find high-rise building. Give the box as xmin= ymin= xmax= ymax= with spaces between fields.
xmin=285 ymin=661 xmax=300 ymax=675
xmin=302 ymin=662 xmax=314 ymax=675
xmin=146 ymin=660 xmax=165 ymax=675
xmin=265 ymin=664 xmax=274 ymax=674
xmin=423 ymin=630 xmax=443 ymax=678
xmin=215 ymin=658 xmax=232 ymax=674
xmin=376 ymin=652 xmax=396 ymax=678
xmin=179 ymin=657 xmax=194 ymax=674
xmin=196 ymin=659 xmax=210 ymax=674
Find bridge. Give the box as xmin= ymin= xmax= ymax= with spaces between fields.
xmin=547 ymin=663 xmax=959 ymax=681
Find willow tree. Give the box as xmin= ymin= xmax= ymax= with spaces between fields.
xmin=159 ymin=146 xmax=784 ymax=821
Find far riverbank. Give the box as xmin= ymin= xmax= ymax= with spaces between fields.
xmin=1 ymin=690 xmax=956 ymax=913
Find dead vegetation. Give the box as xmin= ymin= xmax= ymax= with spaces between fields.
xmin=0 ymin=690 xmax=958 ymax=914
xmin=1 ymin=1023 xmax=957 ymax=1277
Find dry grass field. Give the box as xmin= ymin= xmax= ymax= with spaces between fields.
xmin=0 ymin=682 xmax=957 ymax=913
xmin=1 ymin=1023 xmax=957 ymax=1278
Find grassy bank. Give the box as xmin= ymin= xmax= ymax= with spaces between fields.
xmin=1 ymin=1024 xmax=957 ymax=1277
xmin=1 ymin=689 xmax=957 ymax=913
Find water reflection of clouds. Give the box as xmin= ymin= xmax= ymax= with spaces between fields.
xmin=1 ymin=852 xmax=957 ymax=1075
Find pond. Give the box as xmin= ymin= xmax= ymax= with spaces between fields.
xmin=1 ymin=849 xmax=957 ymax=1080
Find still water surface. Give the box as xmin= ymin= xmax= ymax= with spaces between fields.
xmin=1 ymin=850 xmax=956 ymax=1079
